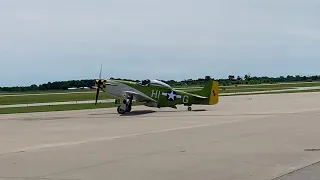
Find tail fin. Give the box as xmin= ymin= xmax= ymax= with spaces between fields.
xmin=196 ymin=80 xmax=219 ymax=105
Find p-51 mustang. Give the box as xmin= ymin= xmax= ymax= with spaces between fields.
xmin=94 ymin=76 xmax=219 ymax=114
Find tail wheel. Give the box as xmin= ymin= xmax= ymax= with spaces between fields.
xmin=188 ymin=107 xmax=192 ymax=111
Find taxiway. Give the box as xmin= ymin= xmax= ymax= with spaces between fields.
xmin=0 ymin=92 xmax=320 ymax=180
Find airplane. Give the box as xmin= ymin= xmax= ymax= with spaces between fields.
xmin=93 ymin=70 xmax=219 ymax=114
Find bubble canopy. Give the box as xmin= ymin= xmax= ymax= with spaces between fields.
xmin=138 ymin=79 xmax=171 ymax=88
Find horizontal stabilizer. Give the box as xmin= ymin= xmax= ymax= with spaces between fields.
xmin=193 ymin=94 xmax=208 ymax=99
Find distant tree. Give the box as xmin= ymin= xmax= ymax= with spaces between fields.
xmin=244 ymin=74 xmax=251 ymax=81
xmin=2 ymin=73 xmax=320 ymax=92
xmin=228 ymin=75 xmax=235 ymax=80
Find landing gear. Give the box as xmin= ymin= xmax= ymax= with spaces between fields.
xmin=188 ymin=106 xmax=192 ymax=111
xmin=126 ymin=104 xmax=132 ymax=112
xmin=117 ymin=96 xmax=133 ymax=114
xmin=117 ymin=105 xmax=126 ymax=114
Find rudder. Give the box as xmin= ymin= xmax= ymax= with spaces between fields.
xmin=209 ymin=81 xmax=219 ymax=105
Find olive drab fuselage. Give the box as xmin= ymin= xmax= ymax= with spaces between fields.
xmin=108 ymin=79 xmax=217 ymax=108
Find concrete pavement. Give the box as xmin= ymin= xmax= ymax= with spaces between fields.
xmin=0 ymin=92 xmax=320 ymax=179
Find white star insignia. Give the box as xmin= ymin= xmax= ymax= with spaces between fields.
xmin=167 ymin=91 xmax=176 ymax=100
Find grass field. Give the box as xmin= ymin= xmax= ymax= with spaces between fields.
xmin=0 ymin=89 xmax=93 ymax=95
xmin=0 ymin=102 xmax=119 ymax=114
xmin=222 ymin=88 xmax=320 ymax=96
xmin=176 ymin=82 xmax=320 ymax=89
xmin=0 ymin=92 xmax=114 ymax=105
xmin=0 ymin=87 xmax=283 ymax=105
xmin=1 ymin=82 xmax=320 ymax=106
xmin=185 ymin=87 xmax=297 ymax=93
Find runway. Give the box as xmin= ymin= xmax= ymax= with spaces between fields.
xmin=1 ymin=92 xmax=320 ymax=180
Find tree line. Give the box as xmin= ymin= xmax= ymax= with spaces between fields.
xmin=1 ymin=74 xmax=320 ymax=92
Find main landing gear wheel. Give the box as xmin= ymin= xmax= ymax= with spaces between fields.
xmin=117 ymin=97 xmax=133 ymax=114
xmin=117 ymin=105 xmax=126 ymax=114
xmin=188 ymin=107 xmax=192 ymax=111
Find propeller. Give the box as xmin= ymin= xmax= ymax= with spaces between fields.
xmin=94 ymin=64 xmax=106 ymax=105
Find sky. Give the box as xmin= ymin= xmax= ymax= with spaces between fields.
xmin=0 ymin=0 xmax=320 ymax=86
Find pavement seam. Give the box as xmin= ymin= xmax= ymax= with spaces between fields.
xmin=271 ymin=160 xmax=320 ymax=180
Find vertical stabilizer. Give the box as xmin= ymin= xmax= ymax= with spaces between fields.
xmin=209 ymin=81 xmax=219 ymax=105
xmin=196 ymin=80 xmax=219 ymax=105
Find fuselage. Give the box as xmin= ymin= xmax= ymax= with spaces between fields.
xmin=104 ymin=79 xmax=160 ymax=107
xmin=97 ymin=78 xmax=218 ymax=113
xmin=104 ymin=79 xmax=206 ymax=108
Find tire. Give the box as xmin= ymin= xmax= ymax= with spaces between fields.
xmin=117 ymin=105 xmax=126 ymax=114
xmin=188 ymin=107 xmax=192 ymax=111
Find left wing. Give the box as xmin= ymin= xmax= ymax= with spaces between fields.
xmin=123 ymin=90 xmax=158 ymax=103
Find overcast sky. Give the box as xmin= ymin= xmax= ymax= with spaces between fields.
xmin=0 ymin=0 xmax=319 ymax=86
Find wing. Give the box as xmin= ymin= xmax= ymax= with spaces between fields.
xmin=123 ymin=90 xmax=158 ymax=103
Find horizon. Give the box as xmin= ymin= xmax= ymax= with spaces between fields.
xmin=1 ymin=73 xmax=320 ymax=88
xmin=1 ymin=0 xmax=320 ymax=87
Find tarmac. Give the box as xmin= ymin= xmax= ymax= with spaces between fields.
xmin=0 ymin=92 xmax=320 ymax=180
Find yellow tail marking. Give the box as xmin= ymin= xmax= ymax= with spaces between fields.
xmin=209 ymin=81 xmax=219 ymax=105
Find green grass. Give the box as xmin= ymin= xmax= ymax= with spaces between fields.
xmin=181 ymin=87 xmax=296 ymax=94
xmin=1 ymin=81 xmax=320 ymax=107
xmin=174 ymin=81 xmax=320 ymax=89
xmin=0 ymin=92 xmax=114 ymax=105
xmin=0 ymin=89 xmax=93 ymax=95
xmin=229 ymin=82 xmax=320 ymax=89
xmin=221 ymin=89 xmax=320 ymax=96
xmin=1 ymin=87 xmax=320 ymax=115
xmin=0 ymin=102 xmax=120 ymax=114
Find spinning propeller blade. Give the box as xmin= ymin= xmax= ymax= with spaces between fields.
xmin=94 ymin=64 xmax=105 ymax=105
xmin=95 ymin=85 xmax=100 ymax=105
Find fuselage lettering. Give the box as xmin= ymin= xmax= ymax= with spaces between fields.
xmin=183 ymin=95 xmax=189 ymax=104
xmin=151 ymin=90 xmax=158 ymax=98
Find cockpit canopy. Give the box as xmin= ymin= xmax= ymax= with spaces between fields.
xmin=138 ymin=79 xmax=171 ymax=88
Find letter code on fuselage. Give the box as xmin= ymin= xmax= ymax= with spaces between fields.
xmin=151 ymin=90 xmax=160 ymax=99
xmin=183 ymin=95 xmax=189 ymax=103
xmin=152 ymin=90 xmax=189 ymax=103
